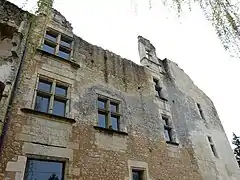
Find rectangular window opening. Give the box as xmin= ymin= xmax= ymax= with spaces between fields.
xmin=53 ymin=99 xmax=66 ymax=116
xmin=58 ymin=46 xmax=71 ymax=60
xmin=132 ymin=169 xmax=144 ymax=180
xmin=24 ymin=159 xmax=65 ymax=180
xmin=35 ymin=95 xmax=50 ymax=113
xmin=43 ymin=40 xmax=56 ymax=54
xmin=98 ymin=111 xmax=107 ymax=128
xmin=45 ymin=30 xmax=58 ymax=42
xmin=162 ymin=116 xmax=174 ymax=143
xmin=146 ymin=50 xmax=151 ymax=59
xmin=97 ymin=96 xmax=121 ymax=131
xmin=60 ymin=35 xmax=72 ymax=48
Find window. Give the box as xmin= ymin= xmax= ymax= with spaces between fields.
xmin=153 ymin=78 xmax=167 ymax=101
xmin=34 ymin=78 xmax=69 ymax=117
xmin=42 ymin=28 xmax=73 ymax=60
xmin=24 ymin=159 xmax=65 ymax=180
xmin=97 ymin=96 xmax=120 ymax=131
xmin=153 ymin=78 xmax=161 ymax=97
xmin=162 ymin=116 xmax=173 ymax=142
xmin=197 ymin=103 xmax=205 ymax=119
xmin=146 ymin=50 xmax=151 ymax=59
xmin=132 ymin=169 xmax=144 ymax=180
xmin=208 ymin=136 xmax=218 ymax=158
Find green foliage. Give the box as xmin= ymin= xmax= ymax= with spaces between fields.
xmin=16 ymin=0 xmax=240 ymax=58
xmin=147 ymin=0 xmax=240 ymax=58
xmin=232 ymin=133 xmax=240 ymax=167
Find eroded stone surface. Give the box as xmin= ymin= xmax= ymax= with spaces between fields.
xmin=0 ymin=1 xmax=239 ymax=180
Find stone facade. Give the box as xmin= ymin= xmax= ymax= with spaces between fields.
xmin=0 ymin=0 xmax=239 ymax=180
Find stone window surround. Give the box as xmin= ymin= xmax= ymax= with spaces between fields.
xmin=94 ymin=92 xmax=128 ymax=136
xmin=41 ymin=27 xmax=74 ymax=60
xmin=31 ymin=74 xmax=71 ymax=118
xmin=161 ymin=114 xmax=179 ymax=146
xmin=23 ymin=155 xmax=69 ymax=180
xmin=152 ymin=77 xmax=167 ymax=101
xmin=97 ymin=94 xmax=121 ymax=130
xmin=128 ymin=160 xmax=149 ymax=180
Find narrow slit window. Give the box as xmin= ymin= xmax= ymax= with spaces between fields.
xmin=197 ymin=103 xmax=205 ymax=119
xmin=207 ymin=136 xmax=218 ymax=158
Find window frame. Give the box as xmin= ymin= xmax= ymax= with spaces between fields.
xmin=24 ymin=158 xmax=65 ymax=180
xmin=33 ymin=75 xmax=70 ymax=117
xmin=42 ymin=28 xmax=73 ymax=60
xmin=97 ymin=95 xmax=121 ymax=131
xmin=146 ymin=49 xmax=151 ymax=59
xmin=131 ymin=168 xmax=146 ymax=180
xmin=162 ymin=115 xmax=173 ymax=142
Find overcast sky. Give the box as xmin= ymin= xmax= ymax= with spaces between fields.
xmin=9 ymin=0 xmax=240 ymax=144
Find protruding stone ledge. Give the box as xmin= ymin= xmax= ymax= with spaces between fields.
xmin=93 ymin=126 xmax=128 ymax=136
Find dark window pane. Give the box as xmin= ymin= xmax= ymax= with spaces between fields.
xmin=55 ymin=85 xmax=67 ymax=96
xmin=60 ymin=40 xmax=71 ymax=48
xmin=25 ymin=159 xmax=64 ymax=180
xmin=164 ymin=129 xmax=171 ymax=142
xmin=98 ymin=112 xmax=106 ymax=128
xmin=38 ymin=80 xmax=52 ymax=92
xmin=110 ymin=103 xmax=118 ymax=112
xmin=45 ymin=32 xmax=58 ymax=42
xmin=111 ymin=116 xmax=119 ymax=130
xmin=35 ymin=95 xmax=49 ymax=113
xmin=43 ymin=42 xmax=55 ymax=54
xmin=132 ymin=170 xmax=143 ymax=180
xmin=210 ymin=144 xmax=218 ymax=157
xmin=60 ymin=35 xmax=72 ymax=48
xmin=98 ymin=99 xmax=106 ymax=109
xmin=58 ymin=47 xmax=70 ymax=60
xmin=53 ymin=100 xmax=66 ymax=116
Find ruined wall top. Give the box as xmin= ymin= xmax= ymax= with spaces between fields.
xmin=0 ymin=0 xmax=30 ymax=27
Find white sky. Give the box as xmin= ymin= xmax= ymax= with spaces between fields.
xmin=9 ymin=0 xmax=240 ymax=144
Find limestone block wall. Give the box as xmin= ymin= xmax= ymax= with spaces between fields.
xmin=0 ymin=1 xmax=239 ymax=180
xmin=0 ymin=0 xmax=31 ymax=138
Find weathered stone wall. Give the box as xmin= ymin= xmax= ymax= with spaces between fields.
xmin=164 ymin=60 xmax=240 ymax=180
xmin=0 ymin=0 xmax=31 ymax=138
xmin=0 ymin=1 xmax=239 ymax=180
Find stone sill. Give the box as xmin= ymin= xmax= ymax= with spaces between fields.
xmin=93 ymin=126 xmax=128 ymax=136
xmin=21 ymin=108 xmax=76 ymax=124
xmin=37 ymin=48 xmax=80 ymax=68
xmin=166 ymin=141 xmax=179 ymax=146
